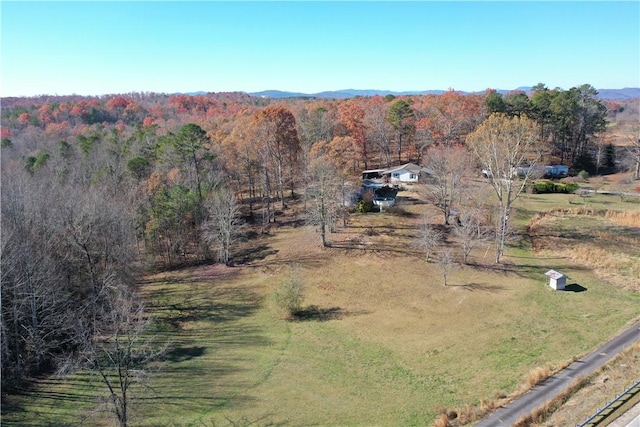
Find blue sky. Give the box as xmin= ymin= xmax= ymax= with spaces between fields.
xmin=1 ymin=1 xmax=639 ymax=97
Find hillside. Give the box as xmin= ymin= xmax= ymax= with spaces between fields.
xmin=248 ymin=87 xmax=640 ymax=100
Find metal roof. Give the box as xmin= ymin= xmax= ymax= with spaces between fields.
xmin=545 ymin=270 xmax=567 ymax=280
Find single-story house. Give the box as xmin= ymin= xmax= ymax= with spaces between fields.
xmin=545 ymin=269 xmax=567 ymax=290
xmin=381 ymin=163 xmax=424 ymax=184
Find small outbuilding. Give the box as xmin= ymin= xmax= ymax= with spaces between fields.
xmin=545 ymin=270 xmax=567 ymax=290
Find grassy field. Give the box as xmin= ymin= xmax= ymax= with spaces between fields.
xmin=3 ymin=184 xmax=639 ymax=426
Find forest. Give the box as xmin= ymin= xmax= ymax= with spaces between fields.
xmin=1 ymin=84 xmax=639 ymax=424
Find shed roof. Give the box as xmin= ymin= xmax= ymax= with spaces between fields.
xmin=545 ymin=270 xmax=567 ymax=280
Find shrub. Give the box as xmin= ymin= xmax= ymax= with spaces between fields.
xmin=564 ymin=182 xmax=580 ymax=193
xmin=578 ymin=170 xmax=589 ymax=180
xmin=356 ymin=200 xmax=373 ymax=213
xmin=270 ymin=276 xmax=304 ymax=319
xmin=533 ymin=181 xmax=555 ymax=194
xmin=532 ymin=181 xmax=579 ymax=194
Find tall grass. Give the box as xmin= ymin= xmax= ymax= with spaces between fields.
xmin=513 ymin=375 xmax=587 ymax=427
xmin=528 ymin=207 xmax=640 ymax=291
xmin=524 ymin=364 xmax=553 ymax=388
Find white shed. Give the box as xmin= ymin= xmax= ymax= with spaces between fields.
xmin=545 ymin=270 xmax=567 ymax=290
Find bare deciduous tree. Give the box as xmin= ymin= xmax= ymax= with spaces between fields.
xmin=436 ymin=248 xmax=459 ymax=287
xmin=453 ymin=208 xmax=488 ymax=264
xmin=305 ymin=156 xmax=343 ymax=247
xmin=413 ymin=216 xmax=443 ymax=263
xmin=83 ymin=290 xmax=163 ymax=427
xmin=422 ymin=144 xmax=473 ymax=225
xmin=202 ymin=187 xmax=244 ymax=266
xmin=466 ymin=114 xmax=542 ymax=263
xmin=622 ymin=122 xmax=640 ymax=180
xmin=365 ymin=99 xmax=393 ymax=167
xmin=1 ymin=157 xmax=137 ymax=389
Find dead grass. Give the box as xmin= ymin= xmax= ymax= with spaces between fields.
xmin=528 ymin=207 xmax=640 ymax=292
xmin=513 ymin=375 xmax=587 ymax=427
xmin=525 ymin=364 xmax=553 ymax=388
xmin=432 ymin=360 xmax=572 ymax=426
xmin=513 ymin=343 xmax=640 ymax=426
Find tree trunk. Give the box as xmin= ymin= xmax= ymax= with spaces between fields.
xmin=495 ymin=206 xmax=508 ymax=263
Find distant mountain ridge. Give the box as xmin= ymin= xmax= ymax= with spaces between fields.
xmin=245 ymin=87 xmax=640 ymax=100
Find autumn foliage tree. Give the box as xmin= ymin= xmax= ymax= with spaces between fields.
xmin=255 ymin=106 xmax=301 ymax=208
xmin=415 ymin=90 xmax=485 ymax=149
xmin=338 ymin=100 xmax=368 ymax=169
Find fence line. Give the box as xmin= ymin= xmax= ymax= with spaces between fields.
xmin=577 ymin=380 xmax=640 ymax=427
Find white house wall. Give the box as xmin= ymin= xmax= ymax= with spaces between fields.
xmin=390 ymin=170 xmax=419 ymax=183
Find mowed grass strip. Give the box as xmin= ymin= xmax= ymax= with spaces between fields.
xmin=4 ymin=188 xmax=639 ymax=426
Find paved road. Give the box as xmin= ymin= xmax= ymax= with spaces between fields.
xmin=474 ymin=321 xmax=640 ymax=426
xmin=609 ymin=402 xmax=640 ymax=427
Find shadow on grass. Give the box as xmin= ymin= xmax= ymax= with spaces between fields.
xmin=507 ymin=254 xmax=567 ymax=261
xmin=345 ymin=223 xmax=420 ymax=231
xmin=1 ymin=372 xmax=100 ymax=426
xmin=165 ymin=346 xmax=207 ymax=362
xmin=468 ymin=260 xmax=591 ymax=283
xmin=454 ymin=282 xmax=507 ymax=292
xmin=292 ymin=306 xmax=371 ymax=322
xmin=293 ymin=306 xmax=343 ymax=321
xmin=396 ymin=195 xmax=428 ymax=205
xmin=234 ymin=243 xmax=279 ymax=264
xmin=327 ymin=240 xmax=421 ymax=256
xmin=564 ymin=283 xmax=588 ymax=292
xmin=135 ymin=275 xmax=275 ymax=422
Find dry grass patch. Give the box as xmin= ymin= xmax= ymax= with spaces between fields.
xmin=528 ymin=208 xmax=640 ymax=292
xmin=431 ymin=360 xmax=572 ymax=426
xmin=524 ymin=364 xmax=553 ymax=388
xmin=513 ymin=375 xmax=587 ymax=427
